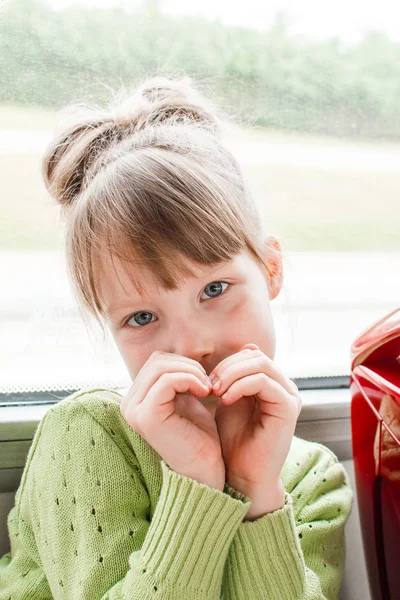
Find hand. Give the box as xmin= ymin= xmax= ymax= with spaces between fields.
xmin=120 ymin=351 xmax=225 ymax=491
xmin=210 ymin=344 xmax=302 ymax=518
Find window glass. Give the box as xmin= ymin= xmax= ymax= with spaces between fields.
xmin=1 ymin=0 xmax=399 ymax=397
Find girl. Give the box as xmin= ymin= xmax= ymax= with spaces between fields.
xmin=0 ymin=75 xmax=353 ymax=599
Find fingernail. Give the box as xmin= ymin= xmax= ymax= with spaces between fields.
xmin=209 ymin=373 xmax=217 ymax=384
xmin=213 ymin=380 xmax=221 ymax=392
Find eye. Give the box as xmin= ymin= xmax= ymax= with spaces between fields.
xmin=201 ymin=281 xmax=229 ymax=300
xmin=123 ymin=282 xmax=230 ymax=328
xmin=124 ymin=311 xmax=157 ymax=328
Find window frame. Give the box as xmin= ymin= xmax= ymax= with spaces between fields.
xmin=0 ymin=379 xmax=352 ymax=494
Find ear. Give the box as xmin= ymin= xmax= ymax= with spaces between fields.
xmin=262 ymin=235 xmax=283 ymax=301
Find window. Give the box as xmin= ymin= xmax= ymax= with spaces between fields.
xmin=1 ymin=0 xmax=398 ymax=401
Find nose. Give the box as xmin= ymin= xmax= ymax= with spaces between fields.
xmin=167 ymin=317 xmax=215 ymax=365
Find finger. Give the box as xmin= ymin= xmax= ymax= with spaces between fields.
xmin=151 ymin=351 xmax=208 ymax=376
xmin=242 ymin=343 xmax=259 ymax=351
xmin=210 ymin=346 xmax=259 ymax=382
xmin=143 ymin=372 xmax=211 ymax=411
xmin=240 ymin=346 xmax=299 ymax=396
xmin=128 ymin=372 xmax=212 ymax=433
xmin=125 ymin=351 xmax=208 ymax=404
xmin=212 ymin=351 xmax=298 ymax=398
xmin=221 ymin=373 xmax=299 ymax=419
xmin=121 ymin=359 xmax=211 ymax=415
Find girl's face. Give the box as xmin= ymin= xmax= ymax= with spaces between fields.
xmin=102 ymin=240 xmax=282 ymax=413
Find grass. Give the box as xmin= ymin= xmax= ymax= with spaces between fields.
xmin=242 ymin=164 xmax=400 ymax=251
xmin=1 ymin=104 xmax=399 ymax=251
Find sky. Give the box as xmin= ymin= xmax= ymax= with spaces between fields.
xmin=45 ymin=0 xmax=400 ymax=44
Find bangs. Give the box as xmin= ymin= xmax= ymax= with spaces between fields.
xmin=65 ymin=148 xmax=264 ymax=322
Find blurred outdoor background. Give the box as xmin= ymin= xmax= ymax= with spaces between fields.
xmin=1 ymin=0 xmax=399 ymax=396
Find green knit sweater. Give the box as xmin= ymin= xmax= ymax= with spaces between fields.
xmin=0 ymin=387 xmax=353 ymax=600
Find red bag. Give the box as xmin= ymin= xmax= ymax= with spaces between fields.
xmin=350 ymin=307 xmax=400 ymax=600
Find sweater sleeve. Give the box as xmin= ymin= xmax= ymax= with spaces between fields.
xmin=0 ymin=399 xmax=252 ymax=600
xmin=220 ymin=446 xmax=354 ymax=600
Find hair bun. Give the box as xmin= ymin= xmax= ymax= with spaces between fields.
xmin=140 ymin=77 xmax=187 ymax=103
xmin=111 ymin=75 xmax=223 ymax=136
xmin=42 ymin=75 xmax=226 ymax=210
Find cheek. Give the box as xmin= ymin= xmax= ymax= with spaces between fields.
xmin=233 ymin=295 xmax=276 ymax=355
xmin=113 ymin=335 xmax=149 ymax=380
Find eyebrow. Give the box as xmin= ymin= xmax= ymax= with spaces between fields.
xmin=105 ymin=261 xmax=235 ymax=317
xmin=106 ymin=301 xmax=140 ymax=316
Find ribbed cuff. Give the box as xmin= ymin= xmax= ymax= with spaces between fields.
xmin=139 ymin=460 xmax=252 ymax=597
xmin=224 ymin=492 xmax=306 ymax=599
xmin=223 ymin=481 xmax=252 ymax=503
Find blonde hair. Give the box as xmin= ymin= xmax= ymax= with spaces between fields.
xmin=42 ymin=74 xmax=279 ymax=337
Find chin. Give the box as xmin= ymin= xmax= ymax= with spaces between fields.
xmin=201 ymin=393 xmax=218 ymax=403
